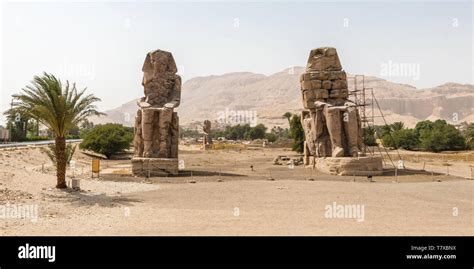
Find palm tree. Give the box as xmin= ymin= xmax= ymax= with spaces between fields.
xmin=282 ymin=112 xmax=292 ymax=124
xmin=5 ymin=73 xmax=103 ymax=188
xmin=391 ymin=122 xmax=405 ymax=131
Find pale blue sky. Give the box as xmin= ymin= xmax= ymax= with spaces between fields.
xmin=0 ymin=0 xmax=472 ymax=124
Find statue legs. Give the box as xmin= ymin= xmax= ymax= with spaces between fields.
xmin=133 ymin=110 xmax=144 ymax=157
xmin=343 ymin=106 xmax=362 ymax=157
xmin=170 ymin=112 xmax=179 ymax=158
xmin=158 ymin=108 xmax=173 ymax=158
xmin=141 ymin=108 xmax=155 ymax=158
xmin=324 ymin=106 xmax=345 ymax=157
xmin=313 ymin=109 xmax=332 ymax=157
xmin=139 ymin=107 xmax=177 ymax=158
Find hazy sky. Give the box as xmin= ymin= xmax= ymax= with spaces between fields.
xmin=0 ymin=0 xmax=472 ymax=124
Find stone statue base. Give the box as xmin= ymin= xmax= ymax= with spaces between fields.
xmin=132 ymin=157 xmax=178 ymax=177
xmin=307 ymin=156 xmax=383 ymax=176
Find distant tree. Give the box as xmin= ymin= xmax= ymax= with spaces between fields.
xmin=79 ymin=123 xmax=132 ymax=159
xmin=265 ymin=133 xmax=277 ymax=143
xmin=459 ymin=122 xmax=474 ymax=149
xmin=283 ymin=112 xmax=292 ymax=124
xmin=391 ymin=121 xmax=405 ymax=131
xmin=363 ymin=126 xmax=377 ymax=146
xmin=380 ymin=122 xmax=416 ymax=149
xmin=81 ymin=118 xmax=94 ymax=129
xmin=66 ymin=125 xmax=80 ymax=139
xmin=289 ymin=114 xmax=304 ymax=153
xmin=414 ymin=120 xmax=432 ymax=137
xmin=180 ymin=127 xmax=201 ymax=139
xmin=245 ymin=124 xmax=267 ymax=140
xmin=419 ymin=121 xmax=465 ymax=152
xmin=271 ymin=126 xmax=289 ymax=139
xmin=224 ymin=124 xmax=251 ymax=140
xmin=4 ymin=108 xmax=33 ymax=141
xmin=392 ymin=128 xmax=418 ymax=150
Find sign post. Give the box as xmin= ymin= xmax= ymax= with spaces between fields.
xmin=92 ymin=159 xmax=100 ymax=178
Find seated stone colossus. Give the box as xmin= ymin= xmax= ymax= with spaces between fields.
xmin=202 ymin=120 xmax=213 ymax=149
xmin=300 ymin=47 xmax=363 ymax=165
xmin=132 ymin=49 xmax=180 ymax=176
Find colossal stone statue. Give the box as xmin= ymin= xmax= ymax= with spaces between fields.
xmin=202 ymin=120 xmax=213 ymax=149
xmin=300 ymin=47 xmax=383 ymax=175
xmin=300 ymin=47 xmax=362 ymax=160
xmin=132 ymin=49 xmax=181 ymax=176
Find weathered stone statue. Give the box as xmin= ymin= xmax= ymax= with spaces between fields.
xmin=202 ymin=120 xmax=213 ymax=149
xmin=132 ymin=49 xmax=181 ymax=176
xmin=300 ymin=47 xmax=382 ymax=175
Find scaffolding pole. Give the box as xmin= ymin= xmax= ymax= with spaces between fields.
xmin=348 ymin=74 xmax=402 ymax=169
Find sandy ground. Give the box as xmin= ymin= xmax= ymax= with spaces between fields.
xmin=0 ymin=144 xmax=472 ymax=235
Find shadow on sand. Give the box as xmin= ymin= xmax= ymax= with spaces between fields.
xmin=382 ymin=168 xmax=445 ymax=176
xmin=170 ymin=170 xmax=247 ymax=178
xmin=56 ymin=189 xmax=143 ymax=208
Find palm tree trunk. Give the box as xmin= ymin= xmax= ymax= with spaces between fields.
xmin=55 ymin=136 xmax=67 ymax=188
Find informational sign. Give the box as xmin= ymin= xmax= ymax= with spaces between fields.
xmin=92 ymin=159 xmax=100 ymax=173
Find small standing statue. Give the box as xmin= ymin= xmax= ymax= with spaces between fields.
xmin=300 ymin=47 xmax=363 ymax=165
xmin=132 ymin=49 xmax=181 ymax=176
xmin=202 ymin=120 xmax=213 ymax=149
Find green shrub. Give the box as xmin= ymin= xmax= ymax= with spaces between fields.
xmin=289 ymin=114 xmax=304 ymax=153
xmin=392 ymin=128 xmax=419 ymax=150
xmin=26 ymin=135 xmax=50 ymax=141
xmin=379 ymin=120 xmax=466 ymax=152
xmin=363 ymin=126 xmax=377 ymax=146
xmin=245 ymin=124 xmax=267 ymax=140
xmin=79 ymin=124 xmax=133 ymax=158
xmin=418 ymin=120 xmax=465 ymax=152
xmin=460 ymin=122 xmax=474 ymax=149
xmin=265 ymin=133 xmax=277 ymax=143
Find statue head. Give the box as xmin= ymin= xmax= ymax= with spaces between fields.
xmin=306 ymin=47 xmax=342 ymax=72
xmin=142 ymin=49 xmax=178 ymax=81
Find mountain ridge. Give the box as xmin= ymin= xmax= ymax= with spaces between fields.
xmin=90 ymin=67 xmax=474 ymax=129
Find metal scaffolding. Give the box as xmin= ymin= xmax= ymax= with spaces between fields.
xmin=347 ymin=74 xmax=403 ymax=169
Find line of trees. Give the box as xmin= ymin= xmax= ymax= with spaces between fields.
xmin=367 ymin=120 xmax=472 ymax=152
xmin=212 ymin=124 xmax=273 ymax=141
xmin=180 ymin=122 xmax=293 ymax=143
xmin=3 ymin=111 xmax=89 ymax=142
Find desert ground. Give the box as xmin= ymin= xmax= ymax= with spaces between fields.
xmin=0 ymin=143 xmax=472 ymax=236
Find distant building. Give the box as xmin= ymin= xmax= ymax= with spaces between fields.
xmin=38 ymin=125 xmax=51 ymax=138
xmin=0 ymin=126 xmax=10 ymax=142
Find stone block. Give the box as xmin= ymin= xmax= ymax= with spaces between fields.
xmin=331 ymin=80 xmax=347 ymax=90
xmin=132 ymin=157 xmax=179 ymax=176
xmin=322 ymin=80 xmax=332 ymax=90
xmin=314 ymin=156 xmax=383 ymax=176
